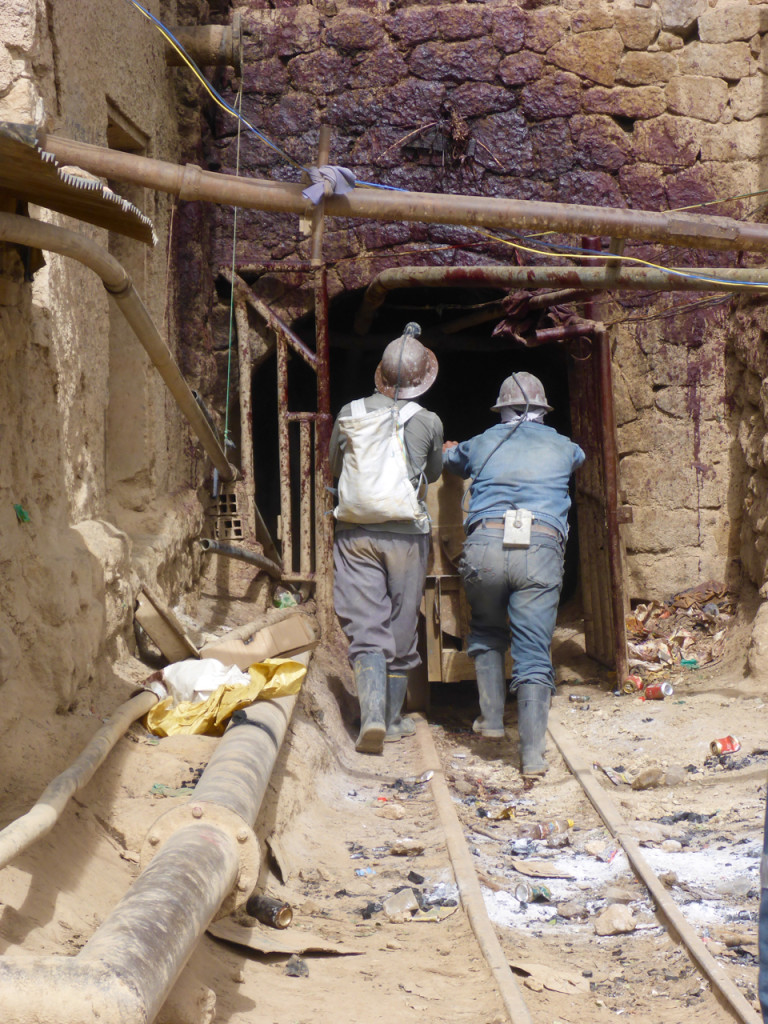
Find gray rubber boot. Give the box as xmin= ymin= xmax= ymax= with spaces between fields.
xmin=517 ymin=682 xmax=551 ymax=776
xmin=354 ymin=651 xmax=387 ymax=754
xmin=385 ymin=671 xmax=416 ymax=742
xmin=472 ymin=650 xmax=506 ymax=739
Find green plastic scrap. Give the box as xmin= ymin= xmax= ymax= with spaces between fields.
xmin=13 ymin=504 xmax=30 ymax=523
xmin=680 ymin=658 xmax=698 ymax=668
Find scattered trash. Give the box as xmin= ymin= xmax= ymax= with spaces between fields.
xmin=13 ymin=503 xmax=30 ymax=523
xmin=622 ymin=674 xmax=644 ymax=694
xmin=656 ymin=810 xmax=717 ymax=825
xmin=643 ymin=682 xmax=673 ymax=700
xmin=245 ymin=893 xmax=293 ymax=929
xmin=388 ymin=839 xmax=424 ymax=857
xmin=593 ymin=904 xmax=636 ymax=936
xmin=710 ymin=735 xmax=741 ymax=756
xmin=361 ymin=901 xmax=382 ymax=920
xmin=680 ymin=658 xmax=699 ymax=669
xmin=517 ymin=819 xmax=573 ymax=840
xmin=407 ymin=870 xmax=425 ymax=885
xmin=510 ymin=858 xmax=575 ymax=879
xmin=569 ymin=694 xmax=590 ymax=704
xmin=347 ymin=842 xmax=368 ymax=860
xmin=595 ymin=763 xmax=629 ymax=786
xmin=273 ymin=586 xmax=300 ymax=609
xmin=355 ymin=867 xmax=376 ymax=877
xmin=514 ymin=881 xmax=551 ymax=904
xmin=284 ymin=954 xmax=309 ymax=977
xmin=383 ymin=888 xmax=420 ymax=920
xmin=481 ymin=804 xmax=516 ymax=821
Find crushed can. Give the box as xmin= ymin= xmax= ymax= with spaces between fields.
xmin=514 ymin=881 xmax=551 ymax=904
xmin=644 ymin=681 xmax=673 ymax=700
xmin=710 ymin=735 xmax=741 ymax=756
xmin=622 ymin=675 xmax=644 ymax=695
xmin=569 ymin=694 xmax=590 ymax=703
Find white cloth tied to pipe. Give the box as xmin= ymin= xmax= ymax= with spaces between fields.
xmin=302 ymin=165 xmax=357 ymax=205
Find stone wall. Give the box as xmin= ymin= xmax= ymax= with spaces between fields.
xmin=201 ymin=0 xmax=768 ymax=602
xmin=0 ymin=0 xmax=208 ymax=715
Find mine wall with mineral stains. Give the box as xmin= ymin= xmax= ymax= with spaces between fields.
xmin=195 ymin=0 xmax=768 ymax=609
xmin=0 ymin=0 xmax=209 ymax=728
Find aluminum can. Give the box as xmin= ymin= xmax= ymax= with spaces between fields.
xmin=569 ymin=694 xmax=590 ymax=703
xmin=622 ymin=675 xmax=644 ymax=694
xmin=514 ymin=882 xmax=551 ymax=904
xmin=643 ymin=681 xmax=673 ymax=700
xmin=710 ymin=735 xmax=741 ymax=756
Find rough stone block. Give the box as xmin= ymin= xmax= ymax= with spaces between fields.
xmin=0 ymin=0 xmax=36 ymax=50
xmin=524 ymin=8 xmax=570 ymax=53
xmin=660 ymin=0 xmax=707 ymax=33
xmin=408 ymin=39 xmax=500 ymax=82
xmin=699 ymin=3 xmax=768 ymax=43
xmin=520 ymin=72 xmax=583 ymax=120
xmin=436 ymin=6 xmax=486 ymax=41
xmin=666 ymin=161 xmax=756 ymax=215
xmin=477 ymin=108 xmax=533 ymax=175
xmin=386 ymin=8 xmax=437 ymax=45
xmin=569 ymin=114 xmax=632 ymax=170
xmin=665 ymin=75 xmax=728 ymax=122
xmin=489 ymin=7 xmax=526 ymax=53
xmin=0 ymin=75 xmax=37 ymax=122
xmin=450 ymin=82 xmax=515 ymax=117
xmin=0 ymin=42 xmax=12 ymax=95
xmin=548 ymin=28 xmax=625 ymax=87
xmin=531 ymin=118 xmax=575 ymax=179
xmin=287 ymin=51 xmax=349 ymax=94
xmin=326 ymin=11 xmax=383 ymax=51
xmin=327 ymin=88 xmax=380 ymax=128
xmin=499 ymin=51 xmax=543 ymax=86
xmin=632 ymin=114 xmax=701 ymax=167
xmin=617 ymin=50 xmax=676 ymax=85
xmin=583 ymin=85 xmax=666 ymax=119
xmin=655 ymin=31 xmax=684 ymax=52
xmin=243 ymin=57 xmax=290 ymax=96
xmin=677 ymin=40 xmax=754 ymax=79
xmin=615 ymin=7 xmax=661 ymax=49
xmin=557 ymin=168 xmax=625 ymax=207
xmin=619 ymin=163 xmax=667 ymax=210
xmin=698 ymin=118 xmax=768 ymax=160
xmin=571 ymin=4 xmax=614 ymax=33
xmin=243 ymin=9 xmax=321 ymax=58
xmin=624 ymin=507 xmax=707 ymax=552
xmin=731 ymin=76 xmax=768 ymax=120
xmin=380 ymin=79 xmax=447 ymax=127
xmin=349 ymin=46 xmax=408 ymax=89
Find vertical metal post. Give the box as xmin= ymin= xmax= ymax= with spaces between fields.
xmin=299 ymin=417 xmax=313 ymax=575
xmin=276 ymin=330 xmax=292 ymax=573
xmin=311 ymin=126 xmax=335 ymax=630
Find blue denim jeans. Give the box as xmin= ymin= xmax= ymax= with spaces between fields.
xmin=458 ymin=523 xmax=565 ymax=693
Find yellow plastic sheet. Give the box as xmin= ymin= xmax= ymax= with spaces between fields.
xmin=146 ymin=658 xmax=307 ymax=737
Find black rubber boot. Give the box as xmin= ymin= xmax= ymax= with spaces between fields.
xmin=472 ymin=650 xmax=506 ymax=739
xmin=354 ymin=651 xmax=387 ymax=754
xmin=385 ymin=671 xmax=415 ymax=742
xmin=517 ymin=682 xmax=551 ymax=776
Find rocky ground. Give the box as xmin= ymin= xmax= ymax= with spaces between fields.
xmin=0 ymin=585 xmax=764 ymax=1024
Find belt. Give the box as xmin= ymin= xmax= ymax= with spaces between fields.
xmin=467 ymin=517 xmax=561 ymax=539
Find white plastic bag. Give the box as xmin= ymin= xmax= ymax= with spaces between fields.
xmin=162 ymin=658 xmax=250 ymax=705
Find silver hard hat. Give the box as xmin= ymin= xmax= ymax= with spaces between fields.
xmin=491 ymin=372 xmax=552 ymax=412
xmin=375 ymin=323 xmax=438 ymax=400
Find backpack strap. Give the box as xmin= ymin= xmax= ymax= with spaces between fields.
xmin=350 ymin=398 xmax=367 ymax=417
xmin=397 ymin=401 xmax=422 ymax=425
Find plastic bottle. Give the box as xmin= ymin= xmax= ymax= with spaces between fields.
xmin=517 ymin=818 xmax=574 ymax=839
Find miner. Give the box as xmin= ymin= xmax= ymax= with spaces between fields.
xmin=442 ymin=371 xmax=584 ymax=777
xmin=330 ymin=324 xmax=443 ymax=754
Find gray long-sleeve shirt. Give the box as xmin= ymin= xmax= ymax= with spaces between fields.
xmin=329 ymin=392 xmax=444 ymax=535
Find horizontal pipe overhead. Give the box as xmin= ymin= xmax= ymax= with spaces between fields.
xmin=354 ymin=264 xmax=768 ymax=334
xmin=39 ymin=133 xmax=768 ymax=256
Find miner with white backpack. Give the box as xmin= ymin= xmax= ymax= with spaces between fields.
xmin=329 ymin=324 xmax=443 ymax=754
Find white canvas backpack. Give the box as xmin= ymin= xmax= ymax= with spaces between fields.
xmin=334 ymin=399 xmax=428 ymax=525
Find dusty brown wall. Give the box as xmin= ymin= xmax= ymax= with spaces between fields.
xmin=200 ymin=0 xmax=768 ymax=603
xmin=0 ymin=0 xmax=210 ymax=715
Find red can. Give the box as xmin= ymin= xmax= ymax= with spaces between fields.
xmin=710 ymin=735 xmax=741 ymax=756
xmin=622 ymin=675 xmax=644 ymax=694
xmin=644 ymin=681 xmax=673 ymax=700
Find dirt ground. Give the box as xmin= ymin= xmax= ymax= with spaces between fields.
xmin=0 ymin=585 xmax=764 ymax=1024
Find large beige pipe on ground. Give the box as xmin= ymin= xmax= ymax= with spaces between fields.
xmin=0 ymin=212 xmax=237 ymax=482
xmin=38 ymin=132 xmax=768 ymax=255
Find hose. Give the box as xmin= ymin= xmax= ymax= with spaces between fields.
xmin=198 ymin=538 xmax=283 ymax=579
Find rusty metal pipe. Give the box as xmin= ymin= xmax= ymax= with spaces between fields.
xmin=0 ymin=212 xmax=237 ymax=481
xmin=164 ymin=17 xmax=242 ymax=73
xmin=198 ymin=537 xmax=282 ymax=579
xmin=532 ymin=322 xmax=596 ymax=346
xmin=38 ymin=133 xmax=768 ymax=255
xmin=354 ymin=264 xmax=768 ymax=334
xmin=0 ymin=690 xmax=158 ymax=872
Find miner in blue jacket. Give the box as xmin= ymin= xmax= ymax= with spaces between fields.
xmin=443 ymin=372 xmax=584 ymax=778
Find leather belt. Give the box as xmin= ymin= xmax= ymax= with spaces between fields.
xmin=467 ymin=517 xmax=561 ymax=539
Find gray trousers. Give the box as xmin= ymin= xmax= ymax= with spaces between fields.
xmin=333 ymin=527 xmax=429 ymax=671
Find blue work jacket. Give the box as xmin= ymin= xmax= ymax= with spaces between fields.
xmin=442 ymin=421 xmax=585 ymax=537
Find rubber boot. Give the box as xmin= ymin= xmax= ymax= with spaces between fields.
xmin=472 ymin=650 xmax=506 ymax=739
xmin=517 ymin=682 xmax=551 ymax=776
xmin=385 ymin=671 xmax=416 ymax=742
xmin=354 ymin=651 xmax=387 ymax=754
